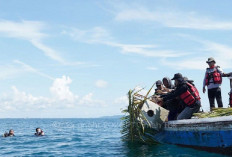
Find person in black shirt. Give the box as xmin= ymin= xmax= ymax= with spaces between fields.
xmin=157 ymin=73 xmax=201 ymax=120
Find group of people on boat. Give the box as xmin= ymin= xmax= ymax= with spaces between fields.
xmin=3 ymin=128 xmax=44 ymax=137
xmin=153 ymin=57 xmax=232 ymax=121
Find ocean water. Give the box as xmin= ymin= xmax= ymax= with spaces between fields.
xmin=0 ymin=118 xmax=228 ymax=157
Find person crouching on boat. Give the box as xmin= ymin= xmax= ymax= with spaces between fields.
xmin=157 ymin=73 xmax=201 ymax=120
xmin=3 ymin=129 xmax=15 ymax=137
xmin=155 ymin=79 xmax=174 ymax=96
xmin=154 ymin=80 xmax=167 ymax=95
xmin=35 ymin=128 xmax=45 ymax=136
xmin=162 ymin=77 xmax=182 ymax=120
xmin=162 ymin=77 xmax=175 ymax=91
xmin=153 ymin=78 xmax=182 ymax=121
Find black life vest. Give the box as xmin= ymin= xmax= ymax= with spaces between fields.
xmin=205 ymin=66 xmax=222 ymax=86
xmin=35 ymin=131 xmax=44 ymax=136
xmin=180 ymin=83 xmax=201 ymax=106
xmin=229 ymin=92 xmax=232 ymax=107
xmin=3 ymin=133 xmax=14 ymax=137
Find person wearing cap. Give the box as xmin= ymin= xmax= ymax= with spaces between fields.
xmin=154 ymin=80 xmax=166 ymax=95
xmin=157 ymin=73 xmax=201 ymax=120
xmin=155 ymin=79 xmax=174 ymax=96
xmin=203 ymin=57 xmax=229 ymax=110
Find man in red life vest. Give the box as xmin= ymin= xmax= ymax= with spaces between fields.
xmin=203 ymin=57 xmax=228 ymax=110
xmin=157 ymin=73 xmax=201 ymax=120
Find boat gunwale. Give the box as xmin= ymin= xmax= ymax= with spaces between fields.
xmin=166 ymin=115 xmax=232 ymax=125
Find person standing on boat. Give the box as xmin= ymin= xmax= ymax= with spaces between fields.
xmin=157 ymin=73 xmax=201 ymax=120
xmin=203 ymin=57 xmax=229 ymax=110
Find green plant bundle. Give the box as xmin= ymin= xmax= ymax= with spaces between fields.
xmin=193 ymin=108 xmax=232 ymax=118
xmin=121 ymin=84 xmax=158 ymax=144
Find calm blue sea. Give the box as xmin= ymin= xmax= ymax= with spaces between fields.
xmin=0 ymin=118 xmax=228 ymax=157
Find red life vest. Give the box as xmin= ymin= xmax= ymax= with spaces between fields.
xmin=229 ymin=92 xmax=232 ymax=107
xmin=180 ymin=83 xmax=201 ymax=106
xmin=205 ymin=66 xmax=222 ymax=86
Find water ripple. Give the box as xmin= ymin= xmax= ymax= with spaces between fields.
xmin=0 ymin=118 xmax=227 ymax=157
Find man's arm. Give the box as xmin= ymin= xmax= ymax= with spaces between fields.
xmin=217 ymin=67 xmax=229 ymax=77
xmin=162 ymin=85 xmax=187 ymax=102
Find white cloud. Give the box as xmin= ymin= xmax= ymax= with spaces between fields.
xmin=95 ymin=80 xmax=108 ymax=88
xmin=63 ymin=27 xmax=187 ymax=58
xmin=160 ymin=38 xmax=232 ymax=70
xmin=161 ymin=57 xmax=206 ymax=70
xmin=30 ymin=40 xmax=66 ymax=64
xmin=0 ymin=75 xmax=106 ymax=113
xmin=78 ymin=92 xmax=106 ymax=107
xmin=13 ymin=60 xmax=54 ymax=80
xmin=0 ymin=20 xmax=63 ymax=62
xmin=114 ymin=8 xmax=232 ymax=30
xmin=107 ymin=42 xmax=187 ymax=57
xmin=62 ymin=27 xmax=112 ymax=44
xmin=0 ymin=20 xmax=46 ymax=40
xmin=202 ymin=41 xmax=232 ymax=69
xmin=0 ymin=20 xmax=83 ymax=65
xmin=50 ymin=76 xmax=77 ymax=102
xmin=0 ymin=60 xmax=54 ymax=80
xmin=0 ymin=86 xmax=50 ymax=111
xmin=114 ymin=96 xmax=128 ymax=105
xmin=0 ymin=64 xmax=27 ymax=80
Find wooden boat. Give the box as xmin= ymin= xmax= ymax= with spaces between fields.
xmin=152 ymin=116 xmax=232 ymax=154
xmin=141 ymin=100 xmax=232 ymax=154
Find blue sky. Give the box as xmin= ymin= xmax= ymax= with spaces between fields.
xmin=0 ymin=0 xmax=232 ymax=118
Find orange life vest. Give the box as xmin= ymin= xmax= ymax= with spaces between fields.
xmin=180 ymin=83 xmax=201 ymax=106
xmin=205 ymin=66 xmax=222 ymax=85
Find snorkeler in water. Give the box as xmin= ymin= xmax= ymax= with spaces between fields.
xmin=34 ymin=128 xmax=45 ymax=136
xmin=3 ymin=129 xmax=15 ymax=137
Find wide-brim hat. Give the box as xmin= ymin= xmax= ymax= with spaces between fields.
xmin=206 ymin=57 xmax=216 ymax=63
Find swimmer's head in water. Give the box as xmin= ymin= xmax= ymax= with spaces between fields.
xmin=9 ymin=129 xmax=14 ymax=135
xmin=36 ymin=128 xmax=41 ymax=133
